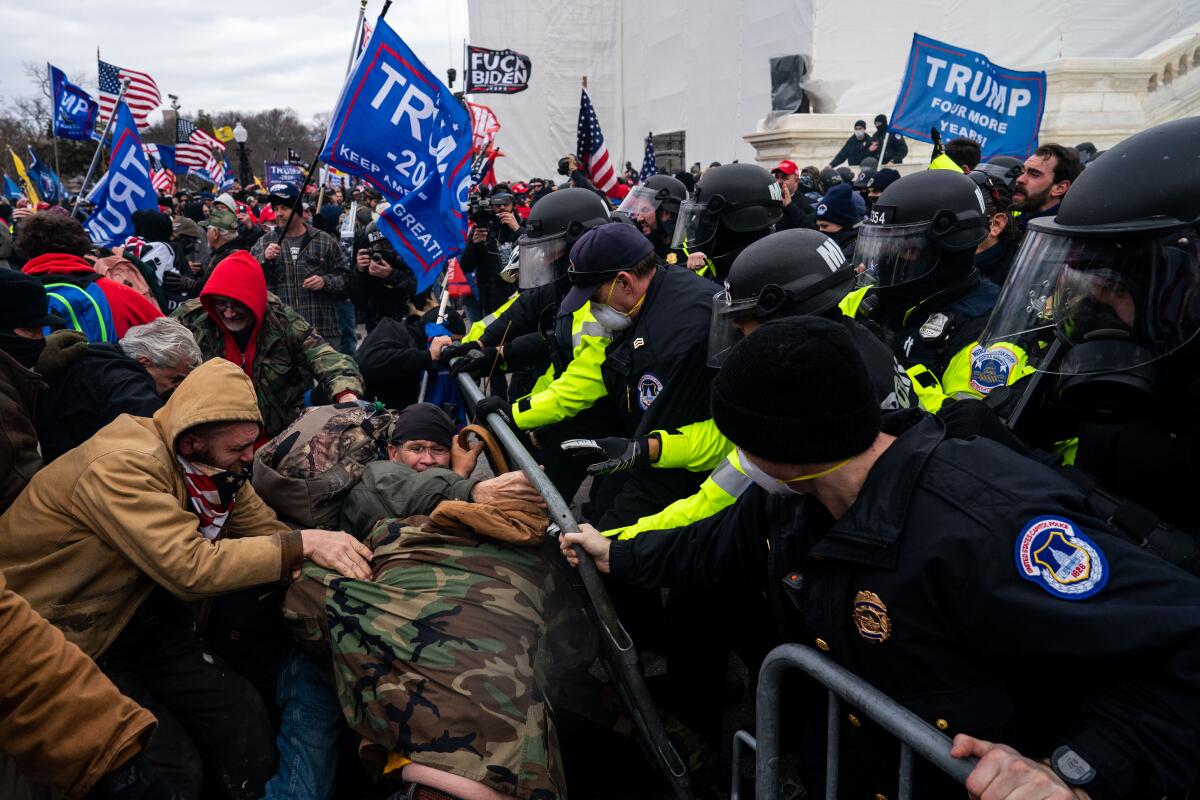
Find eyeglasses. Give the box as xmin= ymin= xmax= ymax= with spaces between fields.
xmin=395 ymin=442 xmax=449 ymax=457
xmin=210 ymin=298 xmax=248 ymax=315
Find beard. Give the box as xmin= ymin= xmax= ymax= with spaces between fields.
xmin=1014 ymin=184 xmax=1051 ymax=212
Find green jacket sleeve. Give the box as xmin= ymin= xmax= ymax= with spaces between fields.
xmin=603 ymin=452 xmax=752 ymax=540
xmin=512 ymin=330 xmax=610 ymax=429
xmin=654 ymin=418 xmax=732 ymax=472
xmin=284 ymin=305 xmax=364 ymax=400
xmin=340 ymin=462 xmax=479 ymax=537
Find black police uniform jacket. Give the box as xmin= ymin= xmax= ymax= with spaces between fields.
xmin=592 ymin=265 xmax=719 ymax=530
xmin=610 ymin=411 xmax=1200 ymax=799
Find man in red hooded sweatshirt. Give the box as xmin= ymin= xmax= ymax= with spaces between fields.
xmin=172 ymin=251 xmax=364 ymax=439
xmin=15 ymin=213 xmax=163 ymax=342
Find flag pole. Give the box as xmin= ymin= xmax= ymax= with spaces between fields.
xmin=73 ymin=77 xmax=130 ymax=215
xmin=46 ymin=63 xmax=61 ymax=183
xmin=344 ymin=0 xmax=367 ymax=76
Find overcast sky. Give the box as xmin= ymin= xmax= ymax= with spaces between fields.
xmin=0 ymin=0 xmax=469 ymax=126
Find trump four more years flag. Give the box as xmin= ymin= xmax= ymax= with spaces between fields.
xmin=322 ymin=15 xmax=473 ymax=293
xmin=49 ymin=64 xmax=99 ymax=141
xmin=888 ymin=33 xmax=1047 ymax=160
xmin=84 ymin=103 xmax=157 ymax=246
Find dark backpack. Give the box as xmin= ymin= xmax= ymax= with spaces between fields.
xmin=41 ymin=273 xmax=116 ymax=343
xmin=252 ymin=401 xmax=393 ymax=529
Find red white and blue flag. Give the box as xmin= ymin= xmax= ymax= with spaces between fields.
xmin=98 ymin=59 xmax=160 ymax=130
xmin=576 ymin=88 xmax=617 ymax=194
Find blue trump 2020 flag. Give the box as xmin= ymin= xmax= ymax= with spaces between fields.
xmin=321 ymin=15 xmax=473 ymax=292
xmin=888 ymin=34 xmax=1046 ymax=160
xmin=50 ymin=64 xmax=99 ymax=141
xmin=84 ymin=103 xmax=157 ymax=246
xmin=27 ymin=148 xmax=64 ymax=205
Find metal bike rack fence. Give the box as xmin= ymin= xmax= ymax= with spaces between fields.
xmin=740 ymin=643 xmax=977 ymax=800
xmin=455 ymin=372 xmax=693 ymax=799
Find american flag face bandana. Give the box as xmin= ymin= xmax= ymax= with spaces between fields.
xmin=176 ymin=456 xmax=249 ymax=540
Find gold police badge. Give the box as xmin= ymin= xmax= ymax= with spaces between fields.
xmin=666 ymin=252 xmax=678 ymax=265
xmin=852 ymin=590 xmax=891 ymax=644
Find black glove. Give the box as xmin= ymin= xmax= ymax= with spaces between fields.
xmin=440 ymin=340 xmax=482 ymax=363
xmin=161 ymin=270 xmax=198 ymax=294
xmin=473 ymin=394 xmax=528 ymax=446
xmin=938 ymin=397 xmax=1028 ymax=454
xmin=561 ymin=436 xmax=650 ymax=476
xmin=450 ymin=346 xmax=504 ymax=377
xmin=86 ymin=753 xmax=182 ymax=800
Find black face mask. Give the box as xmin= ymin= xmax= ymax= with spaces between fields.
xmin=0 ymin=332 xmax=46 ymax=369
xmin=1056 ymin=339 xmax=1159 ymax=424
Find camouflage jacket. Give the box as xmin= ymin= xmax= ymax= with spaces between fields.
xmin=173 ymin=294 xmax=363 ymax=437
xmin=285 ymin=512 xmax=566 ymax=800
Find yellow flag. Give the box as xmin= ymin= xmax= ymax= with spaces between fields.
xmin=214 ymin=125 xmax=235 ymax=143
xmin=8 ymin=148 xmax=40 ymax=205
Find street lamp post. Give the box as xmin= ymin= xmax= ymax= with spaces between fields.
xmin=233 ymin=122 xmax=251 ymax=188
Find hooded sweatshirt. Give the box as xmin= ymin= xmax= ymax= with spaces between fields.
xmin=199 ymin=250 xmax=269 ymax=376
xmin=22 ymin=253 xmax=163 ymax=338
xmin=0 ymin=358 xmax=300 ymax=657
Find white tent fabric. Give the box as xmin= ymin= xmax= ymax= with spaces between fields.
xmin=468 ymin=0 xmax=1200 ymax=183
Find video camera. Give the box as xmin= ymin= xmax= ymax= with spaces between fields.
xmin=468 ymin=195 xmax=497 ymax=226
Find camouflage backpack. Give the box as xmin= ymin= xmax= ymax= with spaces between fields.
xmin=253 ymin=401 xmax=393 ymax=529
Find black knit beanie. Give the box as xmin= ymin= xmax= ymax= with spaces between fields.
xmin=390 ymin=402 xmax=456 ymax=447
xmin=711 ymin=316 xmax=882 ymax=463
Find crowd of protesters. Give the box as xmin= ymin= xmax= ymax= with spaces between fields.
xmin=2 ymin=112 xmax=1200 ymax=800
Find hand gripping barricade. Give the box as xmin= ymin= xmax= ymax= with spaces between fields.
xmin=734 ymin=644 xmax=979 ymax=800
xmin=455 ymin=369 xmax=693 ymax=800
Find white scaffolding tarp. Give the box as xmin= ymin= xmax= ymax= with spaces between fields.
xmin=468 ymin=0 xmax=1200 ymax=182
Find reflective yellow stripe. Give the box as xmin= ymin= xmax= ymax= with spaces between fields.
xmin=709 ymin=454 xmax=752 ymax=497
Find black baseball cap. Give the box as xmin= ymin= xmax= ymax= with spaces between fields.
xmin=0 ymin=270 xmax=65 ymax=330
xmin=559 ymin=222 xmax=653 ymax=316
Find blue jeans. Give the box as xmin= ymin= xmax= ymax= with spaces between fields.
xmin=263 ymin=650 xmax=343 ymax=800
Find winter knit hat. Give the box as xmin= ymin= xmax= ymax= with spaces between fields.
xmin=390 ymin=402 xmax=456 ymax=447
xmin=815 ymin=184 xmax=861 ymax=229
xmin=711 ymin=316 xmax=881 ymax=464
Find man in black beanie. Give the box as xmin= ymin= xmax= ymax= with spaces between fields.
xmin=561 ymin=315 xmax=1200 ymax=800
xmin=339 ymin=402 xmax=544 ymax=537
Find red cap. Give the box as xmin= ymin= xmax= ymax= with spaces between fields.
xmin=772 ymin=160 xmax=799 ymax=176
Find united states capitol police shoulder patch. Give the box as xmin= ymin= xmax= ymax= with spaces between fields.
xmin=969 ymin=344 xmax=1018 ymax=394
xmin=1014 ymin=516 xmax=1108 ymax=600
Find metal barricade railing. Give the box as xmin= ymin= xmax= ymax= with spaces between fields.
xmin=740 ymin=643 xmax=978 ymax=800
xmin=455 ymin=372 xmax=693 ymax=799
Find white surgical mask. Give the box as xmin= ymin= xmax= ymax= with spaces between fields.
xmin=590 ymin=303 xmax=634 ymax=332
xmin=737 ymin=447 xmax=850 ymax=495
xmin=854 ymin=129 xmax=866 ymax=140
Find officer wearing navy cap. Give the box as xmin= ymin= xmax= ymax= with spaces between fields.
xmin=558 ymin=222 xmax=719 ymax=530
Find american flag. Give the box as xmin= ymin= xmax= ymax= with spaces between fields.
xmin=576 ymin=88 xmax=617 ymax=193
xmin=639 ymin=132 xmax=657 ymax=182
xmin=176 ymin=117 xmax=217 ymax=168
xmin=98 ymin=59 xmax=160 ymax=130
xmin=151 ymin=169 xmax=175 ymax=194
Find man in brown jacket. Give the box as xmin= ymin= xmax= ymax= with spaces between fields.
xmin=0 ymin=358 xmax=371 ymax=800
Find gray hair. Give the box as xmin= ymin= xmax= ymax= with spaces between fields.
xmin=121 ymin=317 xmax=202 ymax=369
xmin=212 ymin=227 xmax=238 ymax=246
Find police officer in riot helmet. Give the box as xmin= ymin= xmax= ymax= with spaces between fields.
xmin=853 ymin=169 xmax=999 ymax=380
xmin=615 ymin=174 xmax=688 ymax=259
xmin=446 ymin=188 xmax=610 ymax=380
xmin=672 ymin=163 xmax=783 ymax=283
xmin=974 ymin=116 xmax=1200 ymax=543
xmin=710 ymin=228 xmax=913 ymax=408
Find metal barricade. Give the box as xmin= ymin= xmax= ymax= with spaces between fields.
xmin=455 ymin=372 xmax=693 ymax=799
xmin=740 ymin=644 xmax=977 ymax=800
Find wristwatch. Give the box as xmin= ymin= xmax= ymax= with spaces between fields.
xmin=1051 ymin=746 xmax=1096 ymax=788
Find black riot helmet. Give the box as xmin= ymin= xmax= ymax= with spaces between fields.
xmin=517 ymin=188 xmax=610 ymax=290
xmin=671 ymin=163 xmax=783 ymax=252
xmin=981 ymin=116 xmax=1200 ymax=421
xmin=853 ymin=169 xmax=988 ymax=297
xmin=617 ymin=174 xmax=688 ymax=243
xmin=976 ymin=155 xmax=1025 ymax=189
xmin=708 ymin=228 xmax=857 ymax=365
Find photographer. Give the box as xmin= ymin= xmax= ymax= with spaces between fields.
xmin=459 ymin=189 xmax=523 ymax=317
xmin=349 ymin=223 xmax=417 ymax=332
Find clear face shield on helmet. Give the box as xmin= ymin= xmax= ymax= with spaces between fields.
xmin=671 ymin=199 xmax=721 ymax=251
xmin=617 ymin=186 xmax=664 ymax=223
xmin=850 ymin=220 xmax=942 ymax=289
xmin=515 ymin=234 xmax=567 ymax=289
xmin=980 ymin=225 xmax=1200 ymax=376
xmin=707 ymin=287 xmax=746 ymax=367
